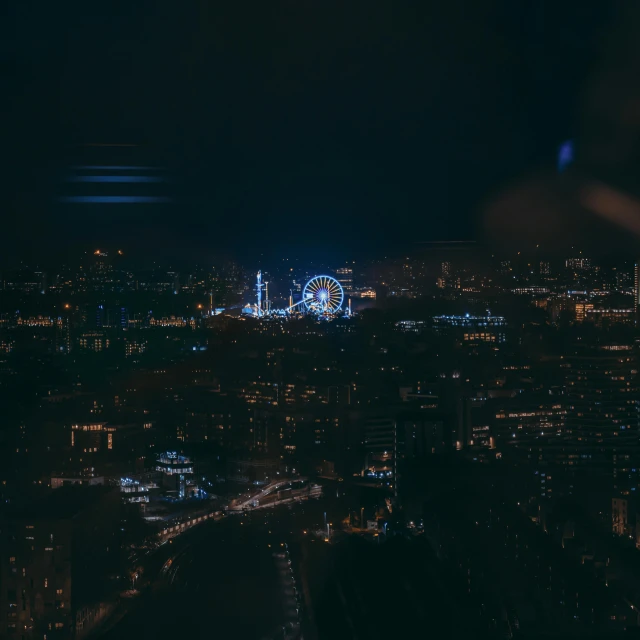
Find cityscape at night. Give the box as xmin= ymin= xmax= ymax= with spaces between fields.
xmin=3 ymin=247 xmax=640 ymax=637
xmin=4 ymin=1 xmax=640 ymax=639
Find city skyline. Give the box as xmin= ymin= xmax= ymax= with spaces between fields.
xmin=5 ymin=2 xmax=640 ymax=638
xmin=3 ymin=244 xmax=640 ymax=636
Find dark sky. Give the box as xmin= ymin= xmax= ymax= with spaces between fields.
xmin=1 ymin=0 xmax=615 ymax=264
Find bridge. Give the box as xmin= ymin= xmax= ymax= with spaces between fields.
xmin=227 ymin=477 xmax=321 ymax=512
xmin=157 ymin=509 xmax=223 ymax=542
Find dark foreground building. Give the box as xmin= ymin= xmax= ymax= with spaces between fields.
xmin=0 ymin=487 xmax=120 ymax=639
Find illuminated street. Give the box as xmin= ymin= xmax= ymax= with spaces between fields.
xmin=102 ymin=481 xmax=384 ymax=639
xmin=103 ymin=516 xmax=286 ymax=640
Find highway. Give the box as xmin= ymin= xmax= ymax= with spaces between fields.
xmin=100 ymin=479 xmax=461 ymax=639
xmin=103 ymin=515 xmax=291 ymax=639
xmin=227 ymin=477 xmax=321 ymax=511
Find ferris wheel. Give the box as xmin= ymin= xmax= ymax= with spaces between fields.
xmin=303 ymin=275 xmax=344 ymax=314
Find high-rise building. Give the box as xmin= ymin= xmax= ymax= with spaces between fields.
xmin=125 ymin=336 xmax=147 ymax=358
xmin=156 ymin=452 xmax=195 ymax=499
xmin=362 ymin=411 xmax=447 ymax=495
xmin=335 ymin=267 xmax=354 ymax=294
xmin=78 ymin=332 xmax=109 ymax=352
xmin=565 ymin=346 xmax=639 ymax=441
xmin=55 ymin=316 xmax=72 ymax=354
xmin=584 ymin=308 xmax=635 ymax=328
xmin=95 ymin=304 xmax=105 ymax=328
xmin=615 ymin=268 xmax=632 ymax=290
xmin=566 ymin=257 xmax=592 ymax=272
xmin=634 ymin=261 xmax=640 ymax=310
xmin=549 ymin=296 xmax=576 ymax=322
xmin=432 ymin=314 xmax=507 ymax=344
xmin=2 ymin=269 xmax=47 ymax=293
xmin=363 ymin=416 xmax=396 ymax=481
xmin=493 ymin=393 xmax=567 ymax=448
xmin=575 ymin=302 xmax=594 ymax=322
xmin=0 ymin=487 xmax=120 ymax=639
xmin=612 ymin=497 xmax=631 ymax=536
xmin=563 ymin=345 xmax=640 ymax=507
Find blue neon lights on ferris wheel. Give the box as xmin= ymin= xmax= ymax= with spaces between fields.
xmin=302 ymin=275 xmax=344 ymax=314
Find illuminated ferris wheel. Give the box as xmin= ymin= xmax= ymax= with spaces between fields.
xmin=303 ymin=275 xmax=344 ymax=314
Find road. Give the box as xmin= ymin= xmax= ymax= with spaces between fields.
xmin=249 ymin=490 xmax=480 ymax=640
xmin=103 ymin=515 xmax=288 ymax=639
xmin=101 ymin=479 xmax=434 ymax=640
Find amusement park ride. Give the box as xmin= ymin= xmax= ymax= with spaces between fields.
xmin=242 ymin=271 xmax=351 ymax=318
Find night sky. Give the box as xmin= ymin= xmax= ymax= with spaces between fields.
xmin=1 ymin=1 xmax=615 ymax=264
